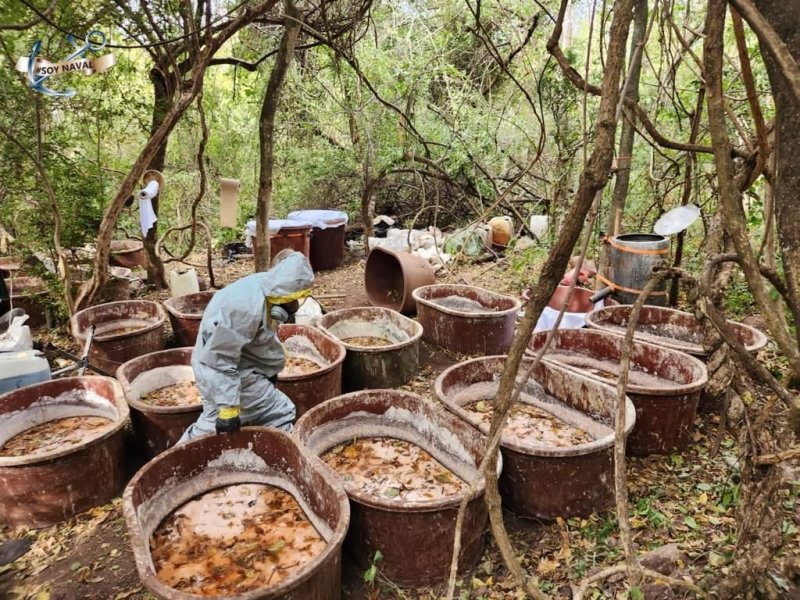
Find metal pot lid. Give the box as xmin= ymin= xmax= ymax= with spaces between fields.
xmin=654 ymin=204 xmax=701 ymax=236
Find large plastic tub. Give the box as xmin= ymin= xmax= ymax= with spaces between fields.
xmin=364 ymin=246 xmax=435 ymax=314
xmin=0 ymin=376 xmax=128 ymax=527
xmin=288 ymin=210 xmax=348 ymax=271
xmin=162 ymin=291 xmax=215 ymax=346
xmin=7 ymin=276 xmax=48 ymax=328
xmin=110 ymin=239 xmax=146 ymax=269
xmin=413 ymin=284 xmax=521 ymax=354
xmin=435 ymin=357 xmax=636 ymax=520
xmin=586 ymin=304 xmax=768 ymax=357
xmin=527 ymin=329 xmax=708 ymax=456
xmin=123 ymin=428 xmax=349 ymax=600
xmin=71 ymin=300 xmax=166 ymax=375
xmin=294 ymin=390 xmax=493 ymax=587
xmin=116 ymin=348 xmax=201 ymax=457
xmin=317 ymin=307 xmax=423 ymax=391
xmin=276 ymin=324 xmax=346 ymax=418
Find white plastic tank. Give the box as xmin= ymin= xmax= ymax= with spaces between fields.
xmin=0 ymin=350 xmax=51 ymax=394
xmin=169 ymin=269 xmax=200 ymax=297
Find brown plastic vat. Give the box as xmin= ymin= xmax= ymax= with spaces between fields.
xmin=434 ymin=356 xmax=636 ymax=520
xmin=0 ymin=255 xmax=23 ymax=273
xmin=70 ymin=266 xmax=133 ymax=303
xmin=123 ymin=427 xmax=349 ymax=600
xmin=365 ymin=246 xmax=436 ymax=314
xmin=586 ymin=304 xmax=768 ymax=357
xmin=0 ymin=376 xmax=128 ymax=527
xmin=317 ymin=307 xmax=423 ymax=391
xmin=71 ymin=300 xmax=166 ymax=375
xmin=162 ymin=291 xmax=215 ymax=346
xmin=253 ymin=224 xmax=313 ymax=262
xmin=7 ymin=276 xmax=48 ymax=328
xmin=116 ymin=348 xmax=201 ymax=457
xmin=527 ymin=329 xmax=708 ymax=456
xmin=110 ymin=239 xmax=146 ymax=269
xmin=294 ymin=389 xmax=494 ymax=587
xmin=309 ymin=217 xmax=347 ymax=271
xmin=276 ymin=324 xmax=346 ymax=418
xmin=413 ymin=284 xmax=521 ymax=354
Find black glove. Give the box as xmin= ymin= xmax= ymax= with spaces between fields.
xmin=216 ymin=406 xmax=242 ymax=435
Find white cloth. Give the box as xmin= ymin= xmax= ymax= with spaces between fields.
xmin=138 ymin=197 xmax=157 ymax=236
xmin=288 ymin=210 xmax=348 ymax=229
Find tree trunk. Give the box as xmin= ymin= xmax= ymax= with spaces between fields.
xmin=142 ymin=66 xmax=173 ymax=289
xmin=752 ymin=0 xmax=800 ymax=356
xmin=599 ymin=0 xmax=647 ymax=275
xmin=255 ymin=0 xmax=303 ymax=272
xmin=704 ymin=0 xmax=800 ymax=382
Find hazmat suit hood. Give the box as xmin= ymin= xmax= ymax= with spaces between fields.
xmin=259 ymin=251 xmax=315 ymax=304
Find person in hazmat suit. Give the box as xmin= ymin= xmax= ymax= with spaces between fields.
xmin=178 ymin=250 xmax=314 ymax=442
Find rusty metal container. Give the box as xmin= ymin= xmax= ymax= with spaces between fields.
xmin=276 ymin=324 xmax=346 ymax=418
xmin=71 ymin=300 xmax=166 ymax=376
xmin=116 ymin=348 xmax=201 ymax=457
xmin=110 ymin=239 xmax=146 ymax=269
xmin=412 ymin=284 xmax=521 ymax=354
xmin=294 ymin=389 xmax=494 ymax=587
xmin=434 ymin=356 xmax=636 ymax=520
xmin=527 ymin=329 xmax=708 ymax=456
xmin=364 ymin=246 xmax=436 ymax=314
xmin=162 ymin=291 xmax=215 ymax=346
xmin=123 ymin=428 xmax=349 ymax=600
xmin=317 ymin=307 xmax=423 ymax=391
xmin=7 ymin=276 xmax=48 ymax=328
xmin=586 ymin=304 xmax=768 ymax=357
xmin=0 ymin=376 xmax=128 ymax=527
xmin=604 ymin=233 xmax=671 ymax=306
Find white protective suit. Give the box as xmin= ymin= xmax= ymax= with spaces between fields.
xmin=178 ymin=251 xmax=314 ymax=442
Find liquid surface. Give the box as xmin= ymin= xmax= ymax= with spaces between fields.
xmin=429 ymin=295 xmax=490 ymax=313
xmin=322 ymin=436 xmax=467 ymax=502
xmin=95 ymin=319 xmax=151 ymax=338
xmin=340 ymin=336 xmax=392 ymax=347
xmin=546 ymin=352 xmax=683 ymax=388
xmin=0 ymin=416 xmax=115 ymax=457
xmin=463 ymin=398 xmax=594 ymax=447
xmin=281 ymin=356 xmax=323 ymax=376
xmin=140 ymin=380 xmax=202 ymax=407
xmin=150 ymin=483 xmax=326 ymax=596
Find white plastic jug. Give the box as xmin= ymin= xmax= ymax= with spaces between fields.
xmin=169 ymin=269 xmax=200 ymax=297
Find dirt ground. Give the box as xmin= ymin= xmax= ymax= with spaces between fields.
xmin=1 ymin=248 xmax=798 ymax=599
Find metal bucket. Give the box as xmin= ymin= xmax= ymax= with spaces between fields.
xmin=0 ymin=376 xmax=128 ymax=527
xmin=116 ymin=348 xmax=202 ymax=457
xmin=294 ymin=389 xmax=493 ymax=587
xmin=162 ymin=291 xmax=215 ymax=346
xmin=317 ymin=307 xmax=422 ymax=391
xmin=604 ymin=233 xmax=670 ymax=305
xmin=434 ymin=357 xmax=636 ymax=520
xmin=586 ymin=304 xmax=768 ymax=357
xmin=412 ymin=284 xmax=521 ymax=355
xmin=527 ymin=329 xmax=708 ymax=456
xmin=123 ymin=428 xmax=349 ymax=599
xmin=276 ymin=324 xmax=346 ymax=418
xmin=71 ymin=300 xmax=166 ymax=375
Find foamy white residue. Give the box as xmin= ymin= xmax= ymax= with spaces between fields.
xmin=207 ymin=446 xmax=269 ymax=471
xmin=283 ymin=335 xmax=330 ymax=366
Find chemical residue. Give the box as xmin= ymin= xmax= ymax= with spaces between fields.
xmin=150 ymin=483 xmax=326 ymax=596
xmin=140 ymin=380 xmax=202 ymax=407
xmin=0 ymin=416 xmax=115 ymax=457
xmin=322 ymin=436 xmax=467 ymax=502
xmin=340 ymin=336 xmax=391 ymax=347
xmin=95 ymin=319 xmax=151 ymax=338
xmin=602 ymin=321 xmax=704 ymax=346
xmin=546 ymin=352 xmax=682 ymax=389
xmin=281 ymin=356 xmax=323 ymax=376
xmin=429 ymin=295 xmax=490 ymax=313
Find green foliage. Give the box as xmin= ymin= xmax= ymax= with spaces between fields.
xmin=362 ymin=549 xmax=382 ymax=585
